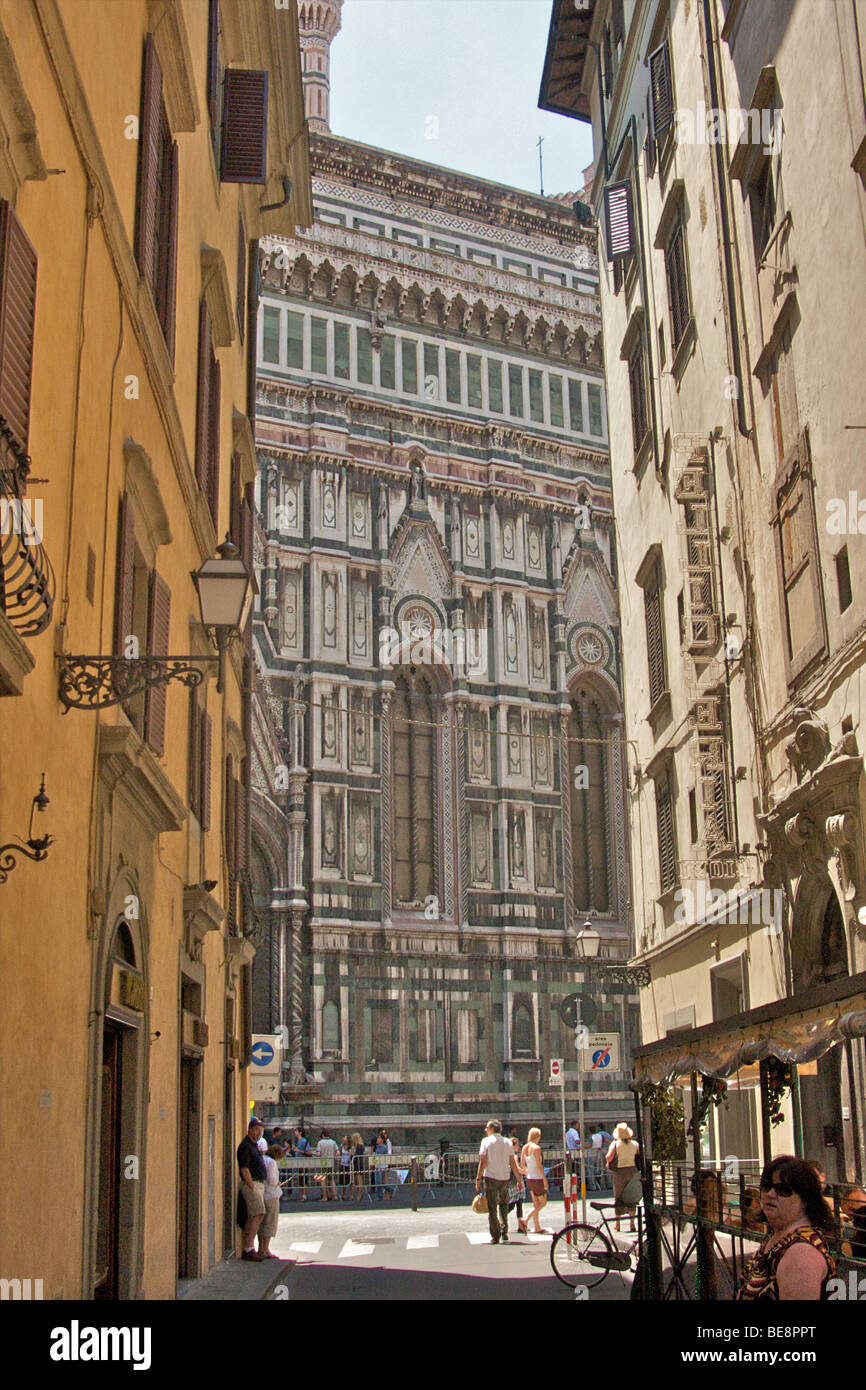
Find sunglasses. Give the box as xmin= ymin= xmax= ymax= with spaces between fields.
xmin=760 ymin=1180 xmax=794 ymax=1197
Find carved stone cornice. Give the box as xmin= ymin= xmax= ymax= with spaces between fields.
xmin=97 ymin=722 xmax=187 ymax=835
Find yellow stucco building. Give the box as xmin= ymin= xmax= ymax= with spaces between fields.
xmin=0 ymin=0 xmax=310 ymax=1298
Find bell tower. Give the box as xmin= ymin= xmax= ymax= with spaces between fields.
xmin=297 ymin=0 xmax=343 ymax=134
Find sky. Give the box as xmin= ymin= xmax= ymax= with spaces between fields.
xmin=328 ymin=0 xmax=595 ymax=198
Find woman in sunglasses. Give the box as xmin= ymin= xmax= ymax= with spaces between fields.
xmin=737 ymin=1155 xmax=836 ymax=1300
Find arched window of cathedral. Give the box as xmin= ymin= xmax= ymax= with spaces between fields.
xmin=393 ymin=670 xmax=436 ymax=906
xmin=568 ymin=688 xmax=611 ymax=914
xmin=322 ymin=999 xmax=340 ymax=1054
xmin=512 ymin=1000 xmax=534 ymax=1057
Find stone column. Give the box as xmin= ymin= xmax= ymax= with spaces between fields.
xmin=559 ymin=712 xmax=574 ymax=936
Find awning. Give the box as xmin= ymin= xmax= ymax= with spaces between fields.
xmin=633 ymin=970 xmax=866 ymax=1085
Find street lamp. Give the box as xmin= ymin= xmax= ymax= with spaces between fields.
xmin=0 ymin=774 xmax=53 ymax=885
xmin=574 ymin=919 xmax=651 ymax=988
xmin=58 ymin=538 xmax=253 ymax=708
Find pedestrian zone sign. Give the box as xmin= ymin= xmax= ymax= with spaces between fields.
xmin=583 ymin=1033 xmax=620 ymax=1071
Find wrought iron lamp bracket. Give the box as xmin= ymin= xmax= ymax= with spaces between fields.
xmin=0 ymin=835 xmax=54 ymax=885
xmin=597 ymin=963 xmax=652 ymax=988
xmin=58 ymin=654 xmax=220 ymax=711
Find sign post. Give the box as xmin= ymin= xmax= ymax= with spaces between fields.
xmin=574 ymin=1022 xmax=587 ymax=1222
xmin=250 ymin=1032 xmax=283 ymax=1106
xmin=549 ymin=1057 xmax=566 ymax=1159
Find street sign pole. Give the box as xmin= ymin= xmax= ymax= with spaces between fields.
xmin=575 ymin=1012 xmax=587 ymax=1224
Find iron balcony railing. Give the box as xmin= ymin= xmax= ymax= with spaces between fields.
xmin=0 ymin=424 xmax=54 ymax=638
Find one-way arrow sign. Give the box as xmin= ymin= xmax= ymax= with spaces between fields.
xmin=250 ymin=1034 xmax=282 ymax=1072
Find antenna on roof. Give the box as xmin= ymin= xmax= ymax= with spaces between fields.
xmin=537 ymin=135 xmax=545 ymax=196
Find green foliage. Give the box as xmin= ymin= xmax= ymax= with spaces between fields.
xmin=763 ymin=1056 xmax=794 ymax=1127
xmin=641 ymin=1082 xmax=687 ymax=1161
xmin=686 ymin=1075 xmax=728 ymax=1138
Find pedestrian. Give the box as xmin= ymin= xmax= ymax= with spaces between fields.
xmin=475 ymin=1119 xmax=524 ymax=1244
xmin=236 ymin=1116 xmax=268 ymax=1261
xmin=606 ymin=1122 xmax=640 ymax=1232
xmin=294 ymin=1127 xmax=310 ymax=1201
xmin=350 ymin=1131 xmax=367 ymax=1201
xmin=258 ymin=1144 xmax=284 ymax=1259
xmin=508 ymin=1135 xmax=528 ymax=1234
xmin=588 ymin=1125 xmax=609 ymax=1190
xmin=521 ymin=1127 xmax=552 ymax=1234
xmin=737 ymin=1156 xmax=835 ymax=1300
xmin=339 ymin=1133 xmax=353 ymax=1198
xmin=316 ymin=1128 xmax=340 ymax=1202
xmin=565 ymin=1120 xmax=580 ymax=1152
xmin=374 ymin=1129 xmax=393 ymax=1201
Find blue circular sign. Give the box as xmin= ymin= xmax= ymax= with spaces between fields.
xmin=251 ymin=1040 xmax=275 ymax=1067
xmin=591 ymin=1047 xmax=612 ymax=1069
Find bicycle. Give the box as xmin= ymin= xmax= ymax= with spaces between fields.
xmin=549 ymin=1199 xmax=641 ymax=1290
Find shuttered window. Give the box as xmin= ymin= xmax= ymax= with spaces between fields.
xmin=665 ymin=217 xmax=691 ymax=349
xmin=774 ymin=438 xmax=827 ymax=682
xmin=196 ymin=299 xmax=220 ymax=527
xmin=135 ymin=36 xmax=179 ymax=360
xmin=605 ymin=180 xmax=634 ymax=262
xmin=224 ymin=753 xmax=236 ymax=873
xmin=655 ymin=767 xmax=679 ymax=894
xmin=207 ymin=0 xmax=221 ymax=130
xmin=648 ymin=40 xmax=673 ymax=141
xmin=644 ymin=565 xmax=668 ymax=706
xmin=188 ymin=692 xmax=202 ymax=819
xmin=0 ymin=200 xmax=38 ymax=453
xmin=200 ymin=709 xmax=212 ymax=831
xmin=220 ymin=69 xmax=268 ymax=183
xmin=114 ymin=494 xmax=136 ymax=658
xmin=236 ymin=213 xmax=246 ymax=343
xmin=628 ymin=336 xmax=649 ymax=454
xmin=144 ymin=571 xmax=171 ymax=756
xmin=645 ymin=89 xmax=657 ymax=177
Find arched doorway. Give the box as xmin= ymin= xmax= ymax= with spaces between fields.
xmin=792 ymin=880 xmax=852 ymax=1181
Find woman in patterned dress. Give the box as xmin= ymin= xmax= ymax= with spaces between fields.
xmin=737 ymin=1156 xmax=836 ymax=1300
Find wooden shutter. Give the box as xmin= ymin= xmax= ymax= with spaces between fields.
xmin=649 ymin=41 xmax=673 ymax=140
xmin=136 ymin=35 xmax=163 ymax=291
xmin=604 ymin=180 xmax=634 ymax=261
xmin=207 ymin=356 xmax=221 ymax=526
xmin=629 ymin=339 xmax=648 ymax=451
xmin=666 ymin=220 xmax=690 ymax=347
xmin=236 ymin=773 xmax=247 ymax=870
xmin=224 ymin=754 xmax=236 ymax=873
xmin=236 ymin=214 xmax=246 ymax=343
xmin=220 ymin=70 xmax=268 ymax=183
xmin=645 ymin=89 xmax=657 ymax=177
xmin=612 ymin=0 xmax=625 ymax=46
xmin=0 ymin=201 xmax=38 ymax=451
xmin=241 ymin=486 xmax=253 ymax=570
xmin=188 ymin=692 xmax=202 ymax=819
xmin=656 ymin=771 xmax=678 ymax=893
xmin=207 ymin=0 xmax=221 ymax=128
xmin=195 ymin=299 xmax=212 ymax=491
xmin=645 ymin=572 xmax=667 ymax=706
xmin=602 ymin=26 xmax=613 ymax=98
xmin=114 ymin=494 xmax=136 ymax=657
xmin=145 ymin=571 xmax=171 ymax=756
xmin=229 ymin=452 xmax=242 ymax=547
xmin=200 ymin=709 xmax=213 ymax=831
xmin=161 ymin=140 xmax=179 ymax=362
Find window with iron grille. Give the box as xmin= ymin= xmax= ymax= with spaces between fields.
xmin=644 ymin=564 xmax=668 ymax=706
xmin=665 ymin=217 xmax=691 ymax=350
xmin=655 ymin=766 xmax=679 ymax=894
xmin=628 ymin=334 xmax=649 ymax=454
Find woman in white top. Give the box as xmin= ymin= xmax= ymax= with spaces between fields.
xmin=520 ymin=1127 xmax=551 ymax=1235
xmin=258 ymin=1144 xmax=284 ymax=1258
xmin=606 ymin=1123 xmax=640 ymax=1232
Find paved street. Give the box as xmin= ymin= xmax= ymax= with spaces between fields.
xmin=267 ymin=1197 xmax=633 ymax=1300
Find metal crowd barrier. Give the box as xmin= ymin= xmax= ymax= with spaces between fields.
xmin=274 ymin=1145 xmax=611 ymax=1205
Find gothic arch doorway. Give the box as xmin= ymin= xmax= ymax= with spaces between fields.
xmin=792 ymin=879 xmax=853 ymax=1181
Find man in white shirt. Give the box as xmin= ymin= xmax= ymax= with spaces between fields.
xmin=565 ymin=1122 xmax=580 ymax=1151
xmin=315 ymin=1128 xmax=340 ymax=1202
xmin=475 ymin=1119 xmax=524 ymax=1244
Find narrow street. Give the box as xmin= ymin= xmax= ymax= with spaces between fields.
xmin=267 ymin=1200 xmax=632 ymax=1301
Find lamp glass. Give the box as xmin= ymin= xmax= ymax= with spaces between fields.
xmin=575 ymin=924 xmax=601 ymax=960
xmin=193 ymin=554 xmax=251 ymax=630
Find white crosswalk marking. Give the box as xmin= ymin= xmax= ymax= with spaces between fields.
xmin=338 ymin=1239 xmax=376 ymax=1258
xmin=526 ymin=1232 xmax=553 ymax=1242
xmin=465 ymin=1231 xmax=492 ymax=1244
xmin=289 ymin=1241 xmax=323 ymax=1254
xmin=406 ymin=1234 xmax=440 ymax=1250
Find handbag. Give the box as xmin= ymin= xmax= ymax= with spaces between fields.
xmin=472 ymin=1192 xmax=489 ymax=1215
xmin=605 ymin=1148 xmax=618 ymax=1171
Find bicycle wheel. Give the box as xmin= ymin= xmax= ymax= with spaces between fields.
xmin=550 ymin=1222 xmax=614 ymax=1290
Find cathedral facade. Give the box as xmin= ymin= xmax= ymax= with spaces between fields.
xmin=249 ymin=44 xmax=636 ymax=1141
